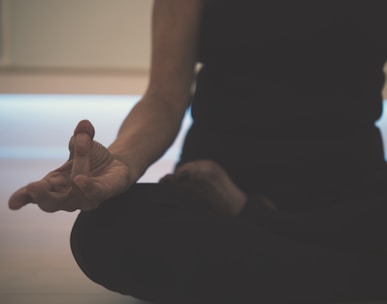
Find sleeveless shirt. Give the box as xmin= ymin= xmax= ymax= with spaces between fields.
xmin=179 ymin=0 xmax=387 ymax=201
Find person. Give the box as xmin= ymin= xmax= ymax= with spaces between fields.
xmin=8 ymin=0 xmax=387 ymax=303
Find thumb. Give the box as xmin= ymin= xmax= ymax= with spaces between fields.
xmin=70 ymin=120 xmax=95 ymax=180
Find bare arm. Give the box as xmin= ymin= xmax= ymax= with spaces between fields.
xmin=8 ymin=0 xmax=204 ymax=212
xmin=109 ymin=0 xmax=204 ymax=182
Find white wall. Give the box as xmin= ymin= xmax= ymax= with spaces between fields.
xmin=3 ymin=0 xmax=152 ymax=71
xmin=0 ymin=0 xmax=385 ymax=97
xmin=0 ymin=0 xmax=11 ymax=65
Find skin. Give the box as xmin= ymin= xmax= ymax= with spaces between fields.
xmin=9 ymin=120 xmax=131 ymax=212
xmin=160 ymin=160 xmax=247 ymax=216
xmin=9 ymin=0 xmax=275 ymax=216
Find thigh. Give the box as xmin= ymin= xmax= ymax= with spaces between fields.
xmin=71 ymin=183 xmax=387 ymax=303
xmin=251 ymin=165 xmax=387 ymax=253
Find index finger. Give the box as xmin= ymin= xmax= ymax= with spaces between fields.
xmin=8 ymin=186 xmax=33 ymax=210
xmin=73 ymin=120 xmax=95 ymax=139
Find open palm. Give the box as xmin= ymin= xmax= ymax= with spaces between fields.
xmin=9 ymin=120 xmax=131 ymax=212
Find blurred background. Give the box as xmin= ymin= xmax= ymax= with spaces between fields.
xmin=0 ymin=1 xmax=176 ymax=303
xmin=0 ymin=0 xmax=152 ymax=94
xmin=0 ymin=1 xmax=386 ymax=304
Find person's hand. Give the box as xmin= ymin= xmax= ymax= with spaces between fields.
xmin=8 ymin=120 xmax=132 ymax=212
xmin=160 ymin=160 xmax=278 ymax=216
xmin=160 ymin=160 xmax=248 ymax=216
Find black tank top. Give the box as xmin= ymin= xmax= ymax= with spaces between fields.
xmin=180 ymin=0 xmax=387 ymax=199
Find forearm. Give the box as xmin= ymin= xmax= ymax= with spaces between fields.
xmin=108 ymin=92 xmax=188 ymax=182
xmin=108 ymin=0 xmax=203 ymax=183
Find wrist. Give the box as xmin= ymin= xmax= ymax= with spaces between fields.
xmin=109 ymin=150 xmax=145 ymax=183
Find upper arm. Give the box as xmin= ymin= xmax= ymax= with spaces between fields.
xmin=144 ymin=0 xmax=204 ymax=111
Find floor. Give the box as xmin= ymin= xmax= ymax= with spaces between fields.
xmin=1 ymin=94 xmax=387 ymax=304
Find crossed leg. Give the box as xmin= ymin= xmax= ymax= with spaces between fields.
xmin=70 ymin=178 xmax=387 ymax=303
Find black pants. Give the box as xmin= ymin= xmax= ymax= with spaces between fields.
xmin=70 ymin=168 xmax=387 ymax=303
